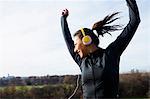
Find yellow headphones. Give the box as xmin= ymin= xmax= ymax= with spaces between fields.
xmin=80 ymin=28 xmax=92 ymax=45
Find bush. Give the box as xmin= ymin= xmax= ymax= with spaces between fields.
xmin=119 ymin=72 xmax=149 ymax=98
xmin=0 ymin=72 xmax=149 ymax=98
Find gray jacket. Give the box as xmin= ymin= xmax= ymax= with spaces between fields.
xmin=61 ymin=0 xmax=140 ymax=98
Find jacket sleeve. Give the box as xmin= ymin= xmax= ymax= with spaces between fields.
xmin=61 ymin=16 xmax=82 ymax=66
xmin=106 ymin=0 xmax=141 ymax=57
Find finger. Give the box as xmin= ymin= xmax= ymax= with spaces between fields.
xmin=65 ymin=9 xmax=68 ymax=12
xmin=62 ymin=10 xmax=66 ymax=13
xmin=62 ymin=12 xmax=64 ymax=15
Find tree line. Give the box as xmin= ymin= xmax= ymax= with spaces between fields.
xmin=0 ymin=71 xmax=149 ymax=98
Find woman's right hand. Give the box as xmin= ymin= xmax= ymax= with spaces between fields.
xmin=62 ymin=9 xmax=69 ymax=18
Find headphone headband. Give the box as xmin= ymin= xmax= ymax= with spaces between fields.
xmin=80 ymin=28 xmax=86 ymax=36
xmin=80 ymin=28 xmax=92 ymax=45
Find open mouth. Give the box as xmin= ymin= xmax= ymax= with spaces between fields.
xmin=76 ymin=50 xmax=80 ymax=54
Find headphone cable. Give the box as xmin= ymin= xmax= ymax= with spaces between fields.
xmin=68 ymin=74 xmax=80 ymax=99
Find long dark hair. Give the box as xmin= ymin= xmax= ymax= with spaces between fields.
xmin=74 ymin=12 xmax=122 ymax=46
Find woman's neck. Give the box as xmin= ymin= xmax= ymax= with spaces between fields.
xmin=88 ymin=44 xmax=99 ymax=54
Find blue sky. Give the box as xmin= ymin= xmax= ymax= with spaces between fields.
xmin=0 ymin=0 xmax=149 ymax=77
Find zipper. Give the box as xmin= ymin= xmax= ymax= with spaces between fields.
xmin=90 ymin=56 xmax=96 ymax=98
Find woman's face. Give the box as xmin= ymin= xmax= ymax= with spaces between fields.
xmin=74 ymin=36 xmax=88 ymax=58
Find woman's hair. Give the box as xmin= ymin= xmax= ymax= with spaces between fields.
xmin=74 ymin=12 xmax=122 ymax=46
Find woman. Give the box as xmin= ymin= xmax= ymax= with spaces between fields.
xmin=61 ymin=0 xmax=140 ymax=98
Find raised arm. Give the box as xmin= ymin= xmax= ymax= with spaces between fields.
xmin=106 ymin=0 xmax=140 ymax=56
xmin=61 ymin=9 xmax=82 ymax=66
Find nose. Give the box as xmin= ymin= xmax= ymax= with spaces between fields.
xmin=74 ymin=47 xmax=77 ymax=53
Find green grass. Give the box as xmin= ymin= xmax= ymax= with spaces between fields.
xmin=0 ymin=85 xmax=46 ymax=90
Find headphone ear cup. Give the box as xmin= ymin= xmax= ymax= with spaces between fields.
xmin=82 ymin=35 xmax=92 ymax=45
